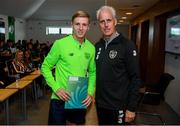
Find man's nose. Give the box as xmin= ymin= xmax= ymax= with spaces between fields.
xmin=79 ymin=25 xmax=83 ymax=30
xmin=104 ymin=21 xmax=109 ymax=26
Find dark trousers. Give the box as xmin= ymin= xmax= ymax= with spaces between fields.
xmin=96 ymin=104 xmax=125 ymax=125
xmin=48 ymin=99 xmax=86 ymax=125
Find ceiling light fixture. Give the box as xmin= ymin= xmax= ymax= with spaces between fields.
xmin=119 ymin=20 xmax=124 ymax=23
xmin=121 ymin=17 xmax=127 ymax=19
xmin=126 ymin=12 xmax=133 ymax=15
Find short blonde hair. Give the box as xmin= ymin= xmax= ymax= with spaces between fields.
xmin=72 ymin=10 xmax=90 ymax=23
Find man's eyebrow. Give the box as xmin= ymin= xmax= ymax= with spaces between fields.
xmin=99 ymin=18 xmax=112 ymax=22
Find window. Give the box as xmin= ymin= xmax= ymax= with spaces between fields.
xmin=46 ymin=27 xmax=60 ymax=35
xmin=0 ymin=27 xmax=5 ymax=34
xmin=166 ymin=14 xmax=180 ymax=54
xmin=171 ymin=27 xmax=180 ymax=35
xmin=46 ymin=27 xmax=73 ymax=35
xmin=61 ymin=27 xmax=72 ymax=35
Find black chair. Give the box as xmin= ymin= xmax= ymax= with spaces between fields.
xmin=5 ymin=59 xmax=19 ymax=83
xmin=137 ymin=73 xmax=175 ymax=125
xmin=0 ymin=61 xmax=6 ymax=88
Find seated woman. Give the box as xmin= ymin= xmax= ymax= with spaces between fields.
xmin=24 ymin=50 xmax=34 ymax=71
xmin=12 ymin=50 xmax=31 ymax=76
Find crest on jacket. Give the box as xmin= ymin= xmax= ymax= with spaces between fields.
xmin=109 ymin=50 xmax=117 ymax=59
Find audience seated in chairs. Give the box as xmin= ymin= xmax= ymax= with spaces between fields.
xmin=24 ymin=50 xmax=34 ymax=70
xmin=0 ymin=40 xmax=13 ymax=62
xmin=11 ymin=50 xmax=32 ymax=77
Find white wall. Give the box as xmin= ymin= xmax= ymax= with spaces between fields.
xmin=0 ymin=14 xmax=26 ymax=42
xmin=26 ymin=20 xmax=102 ymax=44
xmin=15 ymin=18 xmax=26 ymax=42
xmin=26 ymin=20 xmax=130 ymax=45
xmin=165 ymin=53 xmax=180 ymax=116
xmin=26 ymin=20 xmax=65 ymax=43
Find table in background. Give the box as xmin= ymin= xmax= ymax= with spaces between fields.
xmin=0 ymin=89 xmax=18 ymax=124
xmin=6 ymin=80 xmax=32 ymax=120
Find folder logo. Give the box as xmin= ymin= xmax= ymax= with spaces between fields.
xmin=65 ymin=76 xmax=88 ymax=109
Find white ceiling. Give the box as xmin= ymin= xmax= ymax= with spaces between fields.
xmin=0 ymin=0 xmax=160 ymax=23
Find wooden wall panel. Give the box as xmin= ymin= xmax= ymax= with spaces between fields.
xmin=130 ymin=0 xmax=180 ymax=84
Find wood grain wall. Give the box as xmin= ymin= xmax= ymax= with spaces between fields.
xmin=130 ymin=0 xmax=180 ymax=84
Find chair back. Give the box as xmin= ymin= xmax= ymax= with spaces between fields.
xmin=157 ymin=73 xmax=175 ymax=100
xmin=5 ymin=59 xmax=16 ymax=77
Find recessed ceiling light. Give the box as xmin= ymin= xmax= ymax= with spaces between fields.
xmin=119 ymin=20 xmax=124 ymax=23
xmin=121 ymin=16 xmax=127 ymax=19
xmin=126 ymin=12 xmax=133 ymax=15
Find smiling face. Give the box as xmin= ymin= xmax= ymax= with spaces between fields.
xmin=98 ymin=9 xmax=117 ymax=38
xmin=72 ymin=17 xmax=89 ymax=43
xmin=25 ymin=50 xmax=31 ymax=59
xmin=16 ymin=50 xmax=24 ymax=61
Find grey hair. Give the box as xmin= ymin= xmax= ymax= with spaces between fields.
xmin=96 ymin=5 xmax=116 ymax=20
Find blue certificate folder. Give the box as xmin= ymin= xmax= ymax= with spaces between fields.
xmin=65 ymin=76 xmax=88 ymax=109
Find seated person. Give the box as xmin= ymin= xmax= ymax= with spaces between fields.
xmin=0 ymin=61 xmax=8 ymax=88
xmin=24 ymin=50 xmax=35 ymax=71
xmin=2 ymin=40 xmax=14 ymax=59
xmin=32 ymin=43 xmax=41 ymax=68
xmin=12 ymin=50 xmax=32 ymax=75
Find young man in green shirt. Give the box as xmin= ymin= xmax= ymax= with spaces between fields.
xmin=41 ymin=11 xmax=96 ymax=125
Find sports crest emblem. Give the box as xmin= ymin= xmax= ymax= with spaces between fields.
xmin=109 ymin=50 xmax=117 ymax=59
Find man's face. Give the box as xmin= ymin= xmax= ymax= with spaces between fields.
xmin=72 ymin=17 xmax=89 ymax=40
xmin=98 ymin=10 xmax=117 ymax=38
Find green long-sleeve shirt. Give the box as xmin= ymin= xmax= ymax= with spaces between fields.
xmin=41 ymin=35 xmax=96 ymax=100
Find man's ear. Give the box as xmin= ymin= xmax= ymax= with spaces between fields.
xmin=114 ymin=18 xmax=117 ymax=26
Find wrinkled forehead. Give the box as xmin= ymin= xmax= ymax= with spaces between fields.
xmin=98 ymin=10 xmax=114 ymax=20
